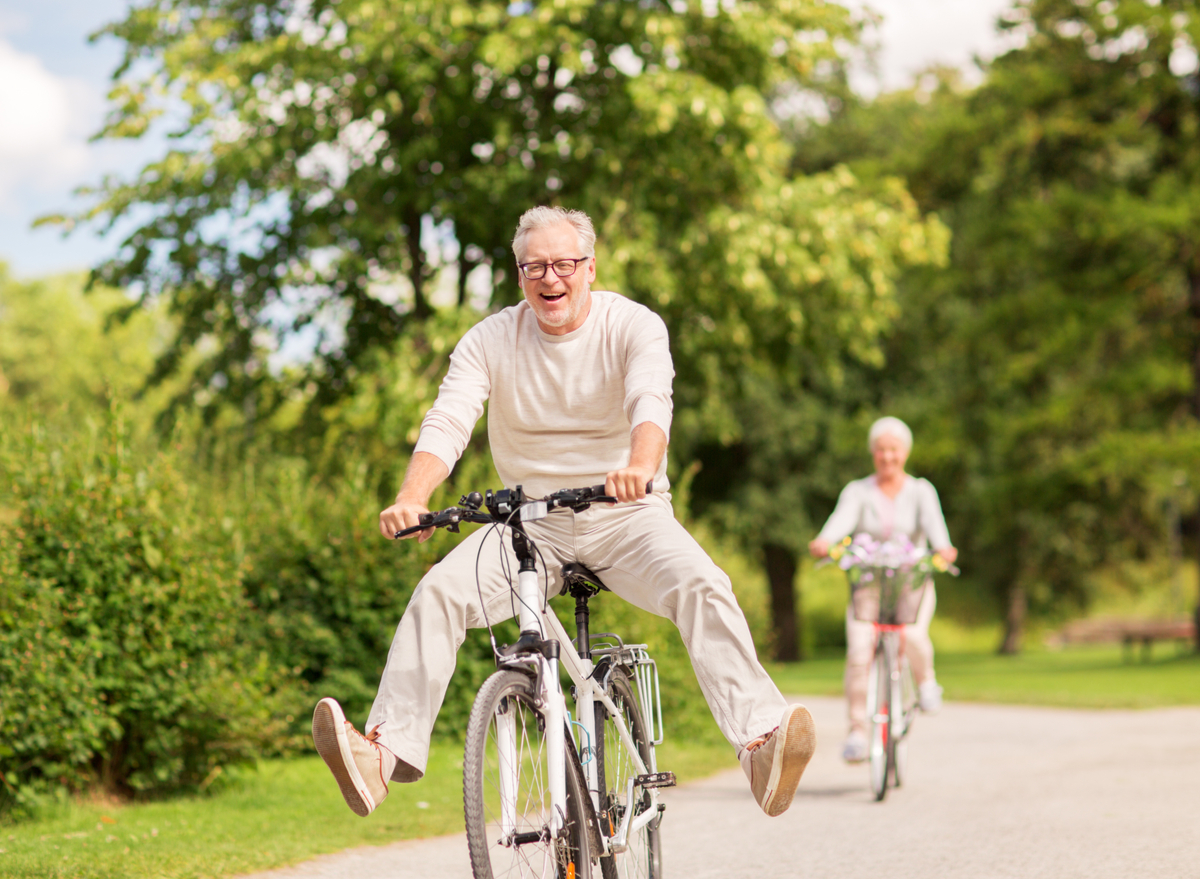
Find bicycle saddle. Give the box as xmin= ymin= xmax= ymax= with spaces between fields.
xmin=561 ymin=562 xmax=610 ymax=596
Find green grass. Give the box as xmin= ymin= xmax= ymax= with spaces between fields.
xmin=0 ymin=746 xmax=465 ymax=879
xmin=768 ymin=643 xmax=1200 ymax=710
xmin=0 ymin=738 xmax=736 ymax=879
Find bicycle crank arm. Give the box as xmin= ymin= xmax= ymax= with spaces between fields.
xmin=610 ymin=775 xmax=664 ymax=851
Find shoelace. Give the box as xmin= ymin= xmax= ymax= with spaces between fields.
xmin=745 ymin=726 xmax=777 ymax=753
xmin=347 ymin=721 xmax=386 ymax=747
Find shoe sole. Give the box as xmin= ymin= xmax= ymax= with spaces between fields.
xmin=762 ymin=704 xmax=817 ymax=817
xmin=312 ymin=698 xmax=377 ymax=817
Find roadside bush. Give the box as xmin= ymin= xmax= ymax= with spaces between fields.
xmin=0 ymin=411 xmax=289 ymax=819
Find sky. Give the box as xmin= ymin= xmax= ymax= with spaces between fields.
xmin=0 ymin=0 xmax=1014 ymax=280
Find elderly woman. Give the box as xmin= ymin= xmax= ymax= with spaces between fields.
xmin=808 ymin=417 xmax=957 ymax=764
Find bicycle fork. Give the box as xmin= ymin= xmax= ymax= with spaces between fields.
xmin=497 ymin=531 xmax=569 ymax=842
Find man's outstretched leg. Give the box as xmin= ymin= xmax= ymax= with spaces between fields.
xmin=312 ymin=697 xmax=398 ymax=817
xmin=312 ymin=521 xmax=571 ymax=815
xmin=576 ymin=497 xmax=817 ymax=816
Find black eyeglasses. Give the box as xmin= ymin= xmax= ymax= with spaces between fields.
xmin=517 ymin=257 xmax=589 ymax=281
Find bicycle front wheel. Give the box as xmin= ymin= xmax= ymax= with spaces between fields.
xmin=464 ymin=670 xmax=595 ymax=879
xmin=891 ymin=655 xmax=915 ymax=789
xmin=595 ymin=663 xmax=662 ymax=879
xmin=866 ymin=642 xmax=892 ymax=802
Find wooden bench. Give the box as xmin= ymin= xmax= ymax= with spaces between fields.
xmin=1046 ymin=617 xmax=1196 ymax=661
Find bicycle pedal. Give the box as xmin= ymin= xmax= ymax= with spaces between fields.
xmin=635 ymin=771 xmax=676 ymax=789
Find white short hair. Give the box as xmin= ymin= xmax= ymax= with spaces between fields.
xmin=512 ymin=206 xmax=596 ymax=263
xmin=868 ymin=416 xmax=913 ymax=452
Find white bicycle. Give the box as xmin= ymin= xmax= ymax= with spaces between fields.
xmin=398 ymin=483 xmax=672 ymax=879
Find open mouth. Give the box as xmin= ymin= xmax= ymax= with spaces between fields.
xmin=540 ymin=292 xmax=566 ymax=302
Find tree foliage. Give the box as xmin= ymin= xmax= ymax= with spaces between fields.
xmin=65 ymin=0 xmax=865 ymax=421
xmin=794 ymin=0 xmax=1200 ymax=651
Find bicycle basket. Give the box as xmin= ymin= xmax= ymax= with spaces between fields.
xmin=849 ymin=566 xmax=929 ymax=625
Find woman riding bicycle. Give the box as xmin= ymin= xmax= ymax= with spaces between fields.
xmin=807 ymin=416 xmax=958 ymax=764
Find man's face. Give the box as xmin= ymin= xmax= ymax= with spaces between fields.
xmin=517 ymin=222 xmax=596 ymax=335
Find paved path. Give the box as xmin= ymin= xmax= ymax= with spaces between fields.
xmin=240 ymin=696 xmax=1200 ymax=879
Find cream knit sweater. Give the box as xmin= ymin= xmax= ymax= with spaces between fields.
xmin=413 ymin=291 xmax=675 ymax=498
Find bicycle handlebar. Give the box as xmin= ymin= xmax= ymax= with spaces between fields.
xmin=394 ymin=480 xmax=653 ymax=539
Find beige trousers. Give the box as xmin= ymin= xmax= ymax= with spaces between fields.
xmin=366 ymin=493 xmax=787 ymax=780
xmin=844 ymin=584 xmax=937 ymax=734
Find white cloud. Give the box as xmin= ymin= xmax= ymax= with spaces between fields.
xmin=0 ymin=37 xmax=94 ymax=209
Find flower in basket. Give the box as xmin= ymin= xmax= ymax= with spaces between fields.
xmin=835 ymin=534 xmax=958 ymax=583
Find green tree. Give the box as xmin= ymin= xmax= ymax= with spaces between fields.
xmin=60 ymin=0 xmax=855 ymax=427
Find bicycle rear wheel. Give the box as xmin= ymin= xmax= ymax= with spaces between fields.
xmin=595 ymin=663 xmax=662 ymax=879
xmin=464 ymin=670 xmax=596 ymax=879
xmin=866 ymin=642 xmax=892 ymax=802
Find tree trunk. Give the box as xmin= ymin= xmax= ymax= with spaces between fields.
xmin=999 ymin=582 xmax=1025 ymax=655
xmin=405 ymin=208 xmax=432 ymax=319
xmin=763 ymin=543 xmax=801 ymax=662
xmin=458 ymin=252 xmax=470 ymax=307
xmin=1189 ymin=263 xmax=1200 ymax=652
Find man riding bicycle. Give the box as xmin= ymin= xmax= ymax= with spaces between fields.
xmin=312 ymin=206 xmax=815 ymax=820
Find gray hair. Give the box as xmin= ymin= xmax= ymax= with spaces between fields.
xmin=868 ymin=416 xmax=913 ymax=452
xmin=512 ymin=206 xmax=596 ymax=263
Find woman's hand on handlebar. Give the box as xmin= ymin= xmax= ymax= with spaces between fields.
xmin=935 ymin=546 xmax=958 ymax=565
xmin=605 ymin=465 xmax=655 ymax=503
xmin=808 ymin=537 xmax=830 ymax=559
xmin=380 ymin=498 xmax=434 ymax=543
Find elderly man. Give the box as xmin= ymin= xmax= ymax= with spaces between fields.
xmin=312 ymin=206 xmax=815 ymax=819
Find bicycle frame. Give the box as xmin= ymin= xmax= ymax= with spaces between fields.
xmin=500 ymin=514 xmax=662 ymax=856
xmin=501 ymin=592 xmax=662 ymax=854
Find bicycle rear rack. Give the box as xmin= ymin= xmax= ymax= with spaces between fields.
xmin=591 ymin=641 xmax=664 ymax=747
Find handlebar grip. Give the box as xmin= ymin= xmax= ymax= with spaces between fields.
xmin=395 ymin=512 xmax=435 ymax=539
xmin=646 ymin=480 xmax=653 ymax=496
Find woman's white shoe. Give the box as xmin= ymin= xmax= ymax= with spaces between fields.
xmin=918 ymin=680 xmax=943 ymax=713
xmin=842 ymin=729 xmax=868 ymax=763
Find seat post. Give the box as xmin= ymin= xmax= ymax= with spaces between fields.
xmin=574 ymin=593 xmax=591 ymax=660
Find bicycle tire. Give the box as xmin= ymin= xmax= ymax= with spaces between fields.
xmin=464 ymin=669 xmax=596 ymax=879
xmin=867 ymin=642 xmax=892 ymax=802
xmin=891 ymin=656 xmax=915 ymax=789
xmin=595 ymin=663 xmax=662 ymax=879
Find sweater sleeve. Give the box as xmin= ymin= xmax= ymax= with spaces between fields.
xmin=817 ymin=480 xmax=867 ymax=544
xmin=412 ymin=324 xmax=491 ymax=475
xmin=917 ymin=479 xmax=952 ymax=550
xmin=622 ymin=309 xmax=674 ymax=441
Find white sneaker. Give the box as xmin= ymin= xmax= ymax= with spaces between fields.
xmin=919 ymin=680 xmax=944 ymax=713
xmin=842 ymin=729 xmax=867 ymax=763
